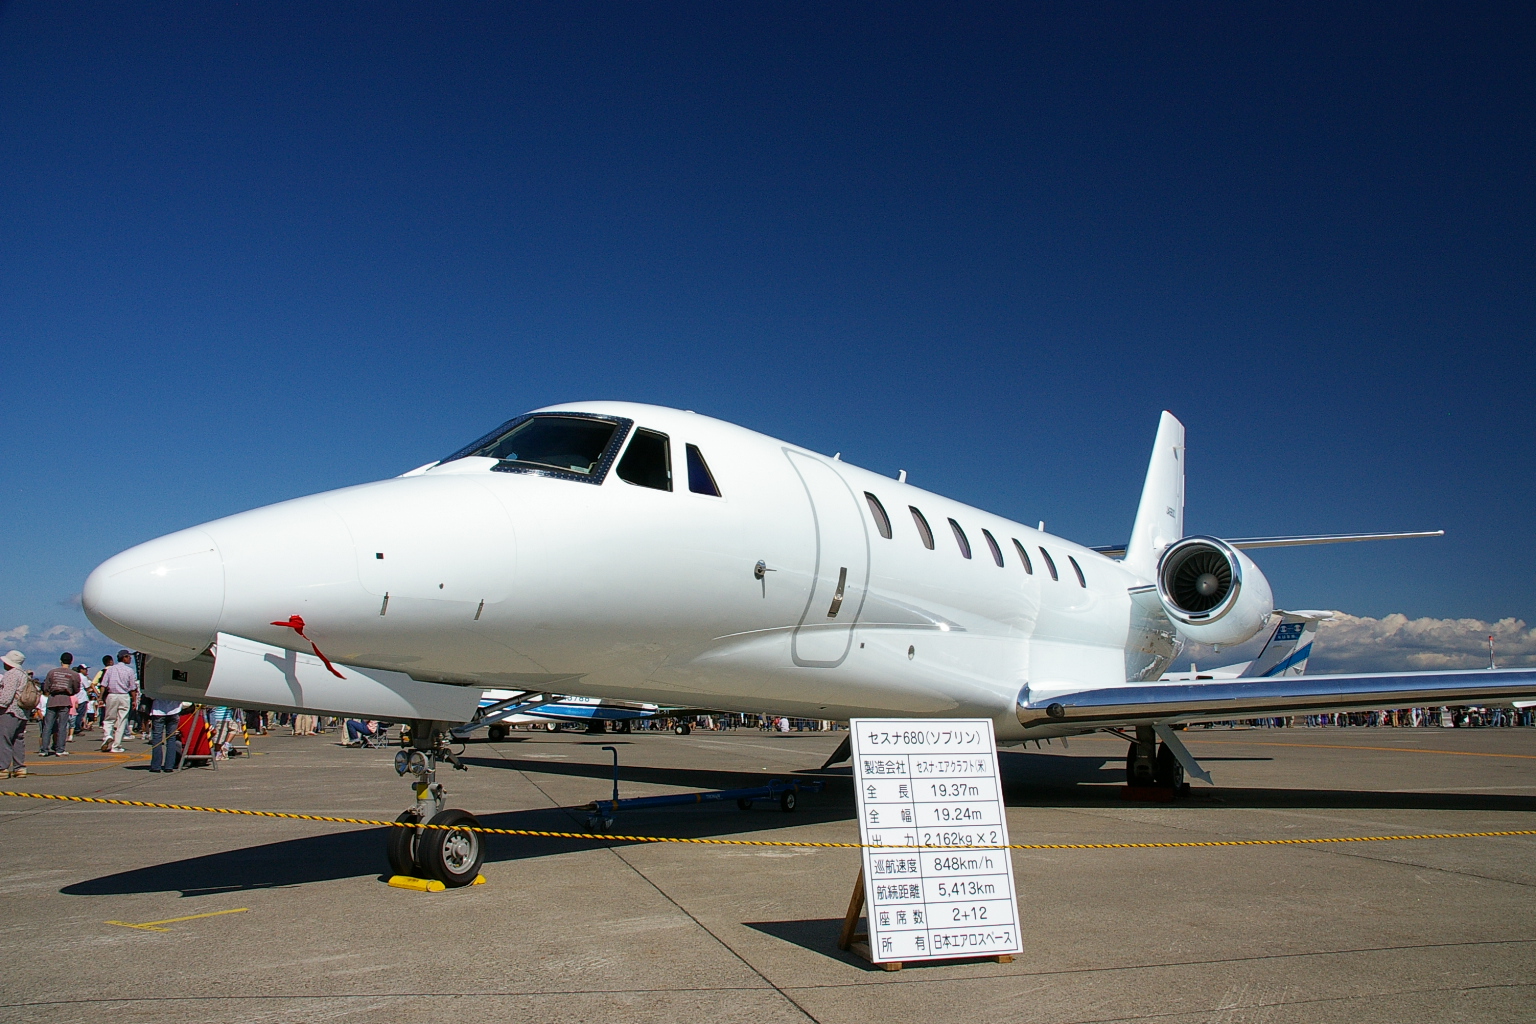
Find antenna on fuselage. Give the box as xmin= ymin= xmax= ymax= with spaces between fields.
xmin=898 ymin=470 xmax=907 ymax=483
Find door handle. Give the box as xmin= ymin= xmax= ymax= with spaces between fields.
xmin=826 ymin=566 xmax=848 ymax=618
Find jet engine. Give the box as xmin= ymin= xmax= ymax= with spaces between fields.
xmin=1155 ymin=536 xmax=1273 ymax=647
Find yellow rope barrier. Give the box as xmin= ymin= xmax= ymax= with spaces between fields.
xmin=2 ymin=790 xmax=1534 ymax=850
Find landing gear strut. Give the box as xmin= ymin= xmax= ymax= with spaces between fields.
xmin=1124 ymin=725 xmax=1184 ymax=788
xmin=389 ymin=721 xmax=485 ymax=887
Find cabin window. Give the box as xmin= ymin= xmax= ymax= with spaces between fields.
xmin=982 ymin=529 xmax=1004 ymax=567
xmin=616 ymin=429 xmax=671 ymax=491
xmin=686 ymin=444 xmax=721 ymax=496
xmin=910 ymin=507 xmax=934 ymax=550
xmin=1012 ymin=539 xmax=1033 ymax=574
xmin=949 ymin=519 xmax=972 ymax=559
xmin=865 ymin=493 xmax=892 ymax=539
xmin=1068 ymin=555 xmax=1087 ymax=588
xmin=1039 ymin=546 xmax=1058 ymax=581
xmin=457 ymin=414 xmax=626 ymax=481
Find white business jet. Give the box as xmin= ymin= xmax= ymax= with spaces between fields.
xmin=81 ymin=403 xmax=1536 ymax=885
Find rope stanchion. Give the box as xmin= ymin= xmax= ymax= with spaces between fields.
xmin=2 ymin=790 xmax=1534 ymax=851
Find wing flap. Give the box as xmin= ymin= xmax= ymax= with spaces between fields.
xmin=1019 ymin=668 xmax=1536 ymax=730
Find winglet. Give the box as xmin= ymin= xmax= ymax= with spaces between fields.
xmin=1123 ymin=411 xmax=1185 ymax=579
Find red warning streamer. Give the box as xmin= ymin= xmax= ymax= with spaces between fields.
xmin=269 ymin=615 xmax=345 ymax=679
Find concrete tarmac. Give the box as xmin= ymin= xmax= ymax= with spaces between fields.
xmin=1 ymin=723 xmax=1533 ymax=1023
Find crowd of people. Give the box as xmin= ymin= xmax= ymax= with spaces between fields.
xmin=0 ymin=648 xmax=354 ymax=778
xmin=0 ymin=646 xmax=1530 ymax=779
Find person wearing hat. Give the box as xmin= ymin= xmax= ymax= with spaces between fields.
xmin=99 ymin=650 xmax=138 ymax=754
xmin=0 ymin=651 xmax=30 ymax=778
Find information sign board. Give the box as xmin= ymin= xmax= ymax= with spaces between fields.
xmin=850 ymin=718 xmax=1022 ymax=963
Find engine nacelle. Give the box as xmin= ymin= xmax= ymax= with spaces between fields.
xmin=1155 ymin=536 xmax=1274 ymax=648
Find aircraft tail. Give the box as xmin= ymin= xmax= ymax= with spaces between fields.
xmin=1123 ymin=411 xmax=1185 ymax=579
xmin=1240 ymin=611 xmax=1329 ymax=678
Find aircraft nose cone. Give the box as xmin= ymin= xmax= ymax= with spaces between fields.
xmin=83 ymin=529 xmax=225 ymax=661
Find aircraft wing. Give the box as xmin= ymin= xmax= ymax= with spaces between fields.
xmin=1091 ymin=530 xmax=1443 ymax=559
xmin=1018 ymin=668 xmax=1536 ymax=731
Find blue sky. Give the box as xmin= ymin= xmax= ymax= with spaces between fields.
xmin=2 ymin=3 xmax=1532 ymax=668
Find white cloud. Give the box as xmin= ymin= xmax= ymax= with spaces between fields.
xmin=0 ymin=623 xmax=115 ymax=665
xmin=1181 ymin=612 xmax=1536 ymax=675
xmin=1309 ymin=612 xmax=1536 ymax=673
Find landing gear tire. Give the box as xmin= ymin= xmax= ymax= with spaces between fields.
xmin=545 ymin=722 xmax=559 ymax=732
xmin=1125 ymin=741 xmax=1184 ymax=788
xmin=737 ymin=797 xmax=753 ymax=811
xmin=418 ymin=809 xmax=484 ymax=887
xmin=1154 ymin=743 xmax=1184 ymax=788
xmin=674 ymin=723 xmax=691 ymax=735
xmin=779 ymin=790 xmax=797 ymax=812
xmin=614 ymin=720 xmax=632 ymax=734
xmin=387 ymin=809 xmax=423 ymax=876
xmin=487 ymin=725 xmax=509 ymax=742
xmin=1125 ymin=742 xmax=1154 ymax=787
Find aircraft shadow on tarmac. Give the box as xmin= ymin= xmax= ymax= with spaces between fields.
xmin=60 ymin=750 xmax=1536 ymax=898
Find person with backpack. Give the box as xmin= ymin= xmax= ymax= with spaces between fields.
xmin=40 ymin=653 xmax=81 ymax=756
xmin=0 ymin=650 xmax=37 ymax=778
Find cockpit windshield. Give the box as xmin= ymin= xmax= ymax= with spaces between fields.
xmin=450 ymin=414 xmax=629 ymax=482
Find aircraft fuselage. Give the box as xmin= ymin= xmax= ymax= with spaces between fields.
xmin=84 ymin=402 xmax=1160 ymax=741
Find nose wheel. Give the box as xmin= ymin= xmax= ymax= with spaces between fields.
xmin=417 ymin=809 xmax=485 ymax=886
xmin=390 ymin=729 xmax=483 ymax=887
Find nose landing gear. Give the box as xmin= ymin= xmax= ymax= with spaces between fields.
xmin=388 ymin=724 xmax=485 ymax=887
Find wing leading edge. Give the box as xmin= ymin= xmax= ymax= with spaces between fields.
xmin=1018 ymin=667 xmax=1536 ymax=731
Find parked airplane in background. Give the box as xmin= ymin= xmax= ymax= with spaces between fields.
xmin=1160 ymin=611 xmax=1328 ymax=681
xmin=82 ymin=402 xmax=1536 ymax=885
xmin=455 ymin=691 xmax=661 ymax=739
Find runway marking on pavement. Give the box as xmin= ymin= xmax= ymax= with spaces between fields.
xmin=105 ymin=908 xmax=248 ymax=932
xmin=4 ymin=790 xmax=1535 ymax=851
xmin=19 ymin=750 xmax=150 ymax=777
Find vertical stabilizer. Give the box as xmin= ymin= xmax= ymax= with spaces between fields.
xmin=1240 ymin=612 xmax=1327 ymax=678
xmin=1123 ymin=411 xmax=1185 ymax=580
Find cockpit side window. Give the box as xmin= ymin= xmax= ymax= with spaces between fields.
xmin=949 ymin=519 xmax=972 ymax=559
xmin=1039 ymin=546 xmax=1059 ymax=581
xmin=865 ymin=493 xmax=893 ymax=539
xmin=910 ymin=507 xmax=935 ymax=549
xmin=686 ymin=444 xmax=722 ymax=496
xmin=1068 ymin=555 xmax=1087 ymax=588
xmin=446 ymin=413 xmax=630 ymax=484
xmin=616 ymin=428 xmax=671 ymax=491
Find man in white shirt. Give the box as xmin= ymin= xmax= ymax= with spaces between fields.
xmin=99 ymin=651 xmax=137 ymax=753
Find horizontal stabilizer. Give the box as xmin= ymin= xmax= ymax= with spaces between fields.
xmin=1094 ymin=530 xmax=1443 ymax=559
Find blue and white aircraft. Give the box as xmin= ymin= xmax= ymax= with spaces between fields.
xmin=458 ymin=691 xmax=662 ymax=739
xmin=1160 ymin=611 xmax=1328 ymax=681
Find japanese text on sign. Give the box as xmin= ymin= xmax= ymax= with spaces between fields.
xmin=849 ymin=718 xmax=1022 ymax=963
